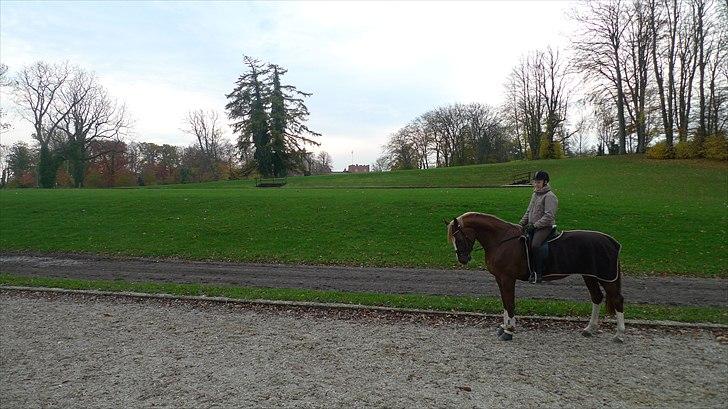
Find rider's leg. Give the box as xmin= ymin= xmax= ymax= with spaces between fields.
xmin=526 ymin=230 xmax=535 ymax=277
xmin=529 ymin=228 xmax=550 ymax=283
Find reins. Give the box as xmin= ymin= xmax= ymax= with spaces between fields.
xmin=475 ymin=233 xmax=523 ymax=252
xmin=453 ymin=229 xmax=524 ymax=254
xmin=498 ymin=233 xmax=524 ymax=246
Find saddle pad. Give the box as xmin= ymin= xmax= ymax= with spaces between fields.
xmin=543 ymin=230 xmax=621 ymax=282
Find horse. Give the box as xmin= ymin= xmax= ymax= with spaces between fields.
xmin=446 ymin=212 xmax=625 ymax=342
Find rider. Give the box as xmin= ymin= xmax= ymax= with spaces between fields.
xmin=519 ymin=170 xmax=558 ymax=284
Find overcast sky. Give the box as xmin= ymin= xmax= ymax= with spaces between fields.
xmin=0 ymin=0 xmax=578 ymax=170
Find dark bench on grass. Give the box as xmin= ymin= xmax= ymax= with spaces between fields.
xmin=255 ymin=177 xmax=287 ymax=188
xmin=509 ymin=171 xmax=536 ymax=186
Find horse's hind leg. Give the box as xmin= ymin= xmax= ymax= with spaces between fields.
xmin=582 ymin=276 xmax=603 ymax=337
xmin=601 ymin=278 xmax=625 ymax=343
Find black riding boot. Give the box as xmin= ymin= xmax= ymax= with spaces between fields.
xmin=529 ymin=244 xmax=547 ymax=284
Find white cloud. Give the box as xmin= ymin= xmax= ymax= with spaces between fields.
xmin=101 ymin=75 xmax=229 ymax=144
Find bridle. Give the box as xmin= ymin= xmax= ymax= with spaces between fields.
xmin=451 ymin=227 xmax=480 ymax=255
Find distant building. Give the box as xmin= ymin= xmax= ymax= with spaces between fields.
xmin=345 ymin=164 xmax=370 ymax=173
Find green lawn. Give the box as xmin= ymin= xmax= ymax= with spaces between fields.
xmin=1 ymin=156 xmax=726 ymax=277
xmin=2 ymin=274 xmax=725 ymax=324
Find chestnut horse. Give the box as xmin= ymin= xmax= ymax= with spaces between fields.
xmin=447 ymin=212 xmax=625 ymax=342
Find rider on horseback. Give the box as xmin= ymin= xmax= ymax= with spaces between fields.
xmin=519 ymin=170 xmax=558 ymax=284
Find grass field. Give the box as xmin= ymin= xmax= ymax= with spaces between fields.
xmin=1 ymin=274 xmax=725 ymax=324
xmin=1 ymin=156 xmax=726 ymax=277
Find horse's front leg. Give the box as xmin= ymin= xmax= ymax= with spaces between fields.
xmin=495 ymin=275 xmax=517 ymax=341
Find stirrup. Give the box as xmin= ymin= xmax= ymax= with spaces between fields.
xmin=529 ymin=271 xmax=542 ymax=284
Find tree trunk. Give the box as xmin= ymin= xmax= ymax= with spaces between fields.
xmin=696 ymin=0 xmax=707 ymax=140
xmin=614 ymin=46 xmax=628 ymax=155
xmin=615 ymin=76 xmax=628 ymax=154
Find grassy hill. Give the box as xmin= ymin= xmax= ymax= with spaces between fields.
xmin=1 ymin=156 xmax=726 ymax=277
xmin=156 ymin=156 xmax=725 ymax=191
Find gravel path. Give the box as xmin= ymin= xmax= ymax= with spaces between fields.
xmin=1 ymin=252 xmax=726 ymax=307
xmin=1 ymin=290 xmax=726 ymax=408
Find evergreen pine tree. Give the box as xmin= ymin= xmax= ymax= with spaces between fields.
xmin=225 ymin=57 xmax=274 ymax=177
xmin=269 ymin=65 xmax=289 ymax=177
xmin=226 ymin=58 xmax=320 ymax=178
xmin=267 ymin=64 xmax=320 ymax=176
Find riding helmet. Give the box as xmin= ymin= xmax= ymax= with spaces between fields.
xmin=533 ymin=170 xmax=550 ymax=183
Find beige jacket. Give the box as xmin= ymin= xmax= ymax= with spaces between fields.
xmin=519 ymin=185 xmax=558 ymax=229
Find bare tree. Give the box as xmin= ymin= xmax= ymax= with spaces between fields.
xmin=505 ymin=48 xmax=571 ymax=159
xmin=314 ymin=151 xmax=333 ymax=174
xmin=649 ymin=0 xmax=682 ymax=155
xmin=217 ymin=139 xmax=240 ymax=179
xmin=0 ymin=64 xmax=13 ymax=133
xmin=705 ymin=12 xmax=727 ymax=134
xmin=674 ymin=0 xmax=699 ymax=142
xmin=386 ymin=127 xmax=421 ymax=170
xmin=384 ymin=102 xmax=510 ymax=168
xmin=623 ymin=0 xmax=653 ymax=153
xmin=593 ymin=97 xmax=620 ymax=155
xmin=539 ymin=47 xmax=573 ymax=158
xmin=184 ymin=109 xmax=224 ymax=179
xmin=694 ymin=0 xmax=711 ymax=139
xmin=372 ymin=155 xmax=391 ymax=172
xmin=692 ymin=0 xmax=727 ymax=141
xmin=56 ymin=69 xmax=128 ymax=187
xmin=503 ymin=78 xmax=527 ymax=159
xmin=573 ymin=0 xmax=631 ymax=154
xmin=14 ymin=62 xmax=86 ymax=187
xmin=507 ymin=53 xmax=545 ymax=159
xmin=572 ymin=115 xmax=592 ymax=156
xmin=0 ymin=144 xmax=9 ymax=187
xmin=404 ymin=118 xmax=433 ymax=169
xmin=126 ymin=141 xmax=143 ymax=177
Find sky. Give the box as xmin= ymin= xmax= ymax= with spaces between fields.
xmin=0 ymin=0 xmax=578 ymax=171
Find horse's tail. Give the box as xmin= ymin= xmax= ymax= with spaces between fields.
xmin=605 ymin=262 xmax=622 ymax=316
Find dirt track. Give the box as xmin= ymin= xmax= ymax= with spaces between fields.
xmin=1 ymin=252 xmax=726 ymax=307
xmin=1 ymin=290 xmax=726 ymax=408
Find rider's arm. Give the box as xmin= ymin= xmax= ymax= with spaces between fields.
xmin=534 ymin=193 xmax=558 ymax=229
xmin=519 ymin=196 xmax=533 ymax=226
xmin=519 ymin=211 xmax=529 ymax=227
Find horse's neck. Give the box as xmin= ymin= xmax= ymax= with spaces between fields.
xmin=467 ymin=214 xmax=517 ymax=249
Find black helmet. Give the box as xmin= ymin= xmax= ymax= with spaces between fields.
xmin=533 ymin=170 xmax=550 ymax=183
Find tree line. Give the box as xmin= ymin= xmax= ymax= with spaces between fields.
xmin=380 ymin=103 xmax=512 ymax=170
xmin=0 ymin=57 xmax=331 ymax=188
xmin=380 ymin=0 xmax=726 ymax=170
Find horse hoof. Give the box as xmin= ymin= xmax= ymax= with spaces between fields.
xmin=581 ymin=329 xmax=594 ymax=337
xmin=496 ymin=327 xmax=505 ymax=337
xmin=612 ymin=335 xmax=624 ymax=343
xmin=499 ymin=332 xmax=513 ymax=341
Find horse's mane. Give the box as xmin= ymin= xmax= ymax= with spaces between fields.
xmin=447 ymin=212 xmax=519 ymax=243
xmin=447 ymin=218 xmax=457 ymax=244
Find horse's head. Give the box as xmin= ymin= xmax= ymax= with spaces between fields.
xmin=447 ymin=217 xmax=475 ymax=265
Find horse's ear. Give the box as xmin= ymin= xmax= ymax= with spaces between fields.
xmin=452 ymin=218 xmax=459 ymax=228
